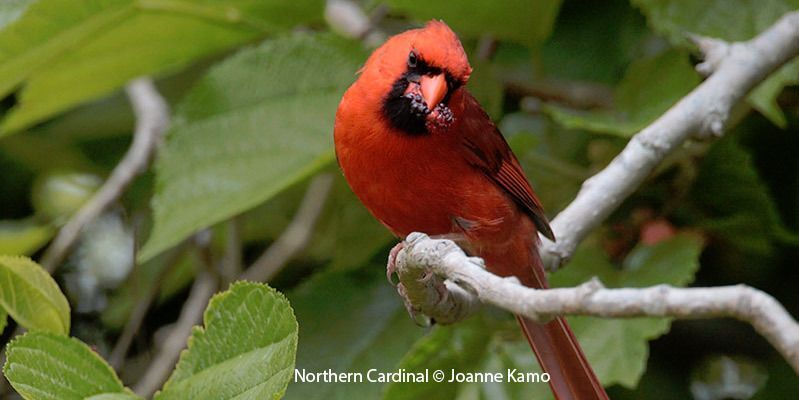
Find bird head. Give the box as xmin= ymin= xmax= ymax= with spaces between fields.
xmin=360 ymin=20 xmax=473 ymax=135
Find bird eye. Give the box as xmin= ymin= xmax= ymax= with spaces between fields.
xmin=407 ymin=51 xmax=418 ymax=68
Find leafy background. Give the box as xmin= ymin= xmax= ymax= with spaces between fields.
xmin=1 ymin=0 xmax=798 ymax=399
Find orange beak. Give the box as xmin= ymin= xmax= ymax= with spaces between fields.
xmin=420 ymin=74 xmax=447 ymax=110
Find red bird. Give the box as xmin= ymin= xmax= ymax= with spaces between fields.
xmin=334 ymin=21 xmax=607 ymax=400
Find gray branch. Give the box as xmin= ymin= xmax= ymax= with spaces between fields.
xmin=540 ymin=11 xmax=799 ymax=269
xmin=396 ymin=233 xmax=799 ymax=374
xmin=40 ymin=78 xmax=169 ymax=272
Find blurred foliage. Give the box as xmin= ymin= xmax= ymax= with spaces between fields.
xmin=386 ymin=0 xmax=562 ymax=46
xmin=0 ymin=0 xmax=798 ymax=399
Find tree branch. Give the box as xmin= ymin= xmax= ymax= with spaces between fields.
xmin=396 ymin=233 xmax=799 ymax=374
xmin=40 ymin=78 xmax=170 ymax=272
xmin=540 ymin=11 xmax=799 ymax=269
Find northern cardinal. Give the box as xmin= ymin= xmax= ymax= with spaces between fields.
xmin=334 ymin=21 xmax=607 ymax=400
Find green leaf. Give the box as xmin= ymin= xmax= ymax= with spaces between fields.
xmin=385 ymin=0 xmax=563 ymax=46
xmin=690 ymin=136 xmax=799 ymax=256
xmin=632 ymin=0 xmax=799 ymax=127
xmin=156 ymin=281 xmax=298 ymax=400
xmin=140 ymin=33 xmax=366 ymax=262
xmin=285 ymin=268 xmax=424 ymax=400
xmin=383 ymin=316 xmax=494 ymax=400
xmin=543 ymin=49 xmax=699 ymax=137
xmin=0 ymin=0 xmax=324 ymax=134
xmin=0 ymin=219 xmax=55 ymax=256
xmin=3 ymin=332 xmax=138 ymax=400
xmin=0 ymin=255 xmax=70 ymax=334
xmin=550 ymin=233 xmax=704 ymax=388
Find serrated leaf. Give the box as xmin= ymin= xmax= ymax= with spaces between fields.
xmin=550 ymin=234 xmax=704 ymax=387
xmin=0 ymin=0 xmax=324 ymax=134
xmin=285 ymin=268 xmax=424 ymax=400
xmin=156 ymin=281 xmax=297 ymax=400
xmin=543 ymin=49 xmax=699 ymax=137
xmin=0 ymin=255 xmax=70 ymax=334
xmin=0 ymin=219 xmax=55 ymax=256
xmin=3 ymin=332 xmax=137 ymax=400
xmin=140 ymin=33 xmax=366 ymax=262
xmin=632 ymin=0 xmax=799 ymax=126
xmin=385 ymin=0 xmax=563 ymax=46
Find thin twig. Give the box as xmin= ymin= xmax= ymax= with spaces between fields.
xmin=396 ymin=233 xmax=799 ymax=374
xmin=509 ymin=79 xmax=614 ymax=110
xmin=108 ymin=243 xmax=188 ymax=370
xmin=132 ymin=270 xmax=217 ymax=397
xmin=324 ymin=0 xmax=385 ymax=46
xmin=540 ymin=11 xmax=799 ymax=269
xmin=240 ymin=173 xmax=334 ymax=282
xmin=220 ymin=217 xmax=243 ymax=286
xmin=40 ymin=78 xmax=169 ymax=272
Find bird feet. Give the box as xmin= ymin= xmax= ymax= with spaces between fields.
xmin=386 ymin=241 xmax=404 ymax=286
xmin=387 ymin=241 xmax=449 ymax=326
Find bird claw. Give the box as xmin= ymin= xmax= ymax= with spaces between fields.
xmin=435 ymin=279 xmax=449 ymax=304
xmin=418 ymin=270 xmax=449 ymax=303
xmin=397 ymin=283 xmax=431 ymax=327
xmin=386 ymin=242 xmax=405 ymax=286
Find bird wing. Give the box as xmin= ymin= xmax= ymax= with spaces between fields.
xmin=458 ymin=92 xmax=555 ymax=241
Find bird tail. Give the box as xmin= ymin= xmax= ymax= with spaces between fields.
xmin=482 ymin=236 xmax=608 ymax=400
xmin=517 ymin=252 xmax=608 ymax=400
xmin=516 ymin=315 xmax=607 ymax=400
